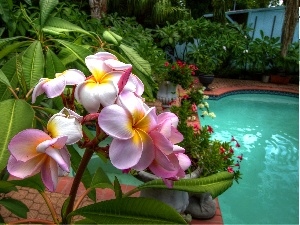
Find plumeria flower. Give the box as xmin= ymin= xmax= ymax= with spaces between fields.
xmin=7 ymin=130 xmax=70 ymax=192
xmin=204 ymin=102 xmax=209 ymax=108
xmin=148 ymin=112 xmax=190 ymax=185
xmin=198 ymin=103 xmax=204 ymax=108
xmin=7 ymin=108 xmax=83 ymax=191
xmin=32 ymin=69 xmax=86 ymax=103
xmin=98 ymin=91 xmax=157 ymax=170
xmin=47 ymin=108 xmax=83 ymax=145
xmin=75 ymin=52 xmax=143 ymax=113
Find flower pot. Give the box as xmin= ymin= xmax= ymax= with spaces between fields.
xmin=198 ymin=74 xmax=214 ymax=91
xmin=261 ymin=74 xmax=270 ymax=83
xmin=270 ymin=74 xmax=291 ymax=84
xmin=157 ymin=81 xmax=178 ymax=110
xmin=136 ymin=169 xmax=216 ymax=219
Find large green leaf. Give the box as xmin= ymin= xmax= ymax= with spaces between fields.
xmin=137 ymin=171 xmax=234 ymax=199
xmin=69 ymin=197 xmax=187 ymax=224
xmin=10 ymin=174 xmax=45 ymax=192
xmin=0 ymin=36 xmax=25 ymax=48
xmin=119 ymin=44 xmax=151 ymax=76
xmin=39 ymin=0 xmax=58 ymax=27
xmin=0 ymin=41 xmax=31 ymax=60
xmin=22 ymin=41 xmax=44 ymax=89
xmin=0 ymin=99 xmax=34 ymax=172
xmin=43 ymin=17 xmax=92 ymax=36
xmin=54 ymin=39 xmax=92 ymax=64
xmin=0 ymin=198 xmax=29 ymax=218
xmin=0 ymin=180 xmax=17 ymax=193
xmin=90 ymin=167 xmax=113 ymax=190
xmin=68 ymin=145 xmax=96 ymax=201
xmin=0 ymin=69 xmax=11 ymax=87
xmin=0 ymin=55 xmax=20 ymax=101
xmin=45 ymin=48 xmax=65 ymax=78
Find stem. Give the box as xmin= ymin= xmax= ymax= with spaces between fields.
xmin=39 ymin=191 xmax=59 ymax=224
xmin=122 ymin=187 xmax=141 ymax=198
xmin=73 ymin=187 xmax=92 ymax=211
xmin=8 ymin=87 xmax=19 ymax=99
xmin=8 ymin=219 xmax=55 ymax=224
xmin=63 ymin=148 xmax=94 ymax=223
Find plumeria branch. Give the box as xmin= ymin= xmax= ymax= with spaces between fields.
xmin=40 ymin=191 xmax=59 ymax=224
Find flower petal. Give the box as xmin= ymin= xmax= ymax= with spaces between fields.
xmin=41 ymin=158 xmax=58 ymax=192
xmin=44 ymin=146 xmax=70 ymax=172
xmin=109 ymin=134 xmax=143 ymax=169
xmin=60 ymin=69 xmax=86 ymax=85
xmin=75 ymin=80 xmax=117 ymax=112
xmin=98 ymin=104 xmax=133 ymax=139
xmin=131 ymin=129 xmax=155 ymax=170
xmin=149 ymin=130 xmax=173 ymax=155
xmin=43 ymin=75 xmax=66 ymax=98
xmin=7 ymin=155 xmax=46 ymax=178
xmin=105 ymin=59 xmax=132 ymax=71
xmin=8 ymin=129 xmax=51 ymax=161
xmin=47 ymin=113 xmax=82 ymax=145
xmin=176 ymin=153 xmax=191 ymax=171
xmin=32 ymin=78 xmax=49 ymax=103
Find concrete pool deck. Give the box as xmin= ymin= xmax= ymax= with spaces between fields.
xmin=1 ymin=78 xmax=298 ymax=224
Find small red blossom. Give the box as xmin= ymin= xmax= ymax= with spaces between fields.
xmin=220 ymin=146 xmax=226 ymax=154
xmin=235 ymin=161 xmax=240 ymax=168
xmin=237 ymin=154 xmax=243 ymax=161
xmin=207 ymin=125 xmax=214 ymax=133
xmin=229 ymin=146 xmax=234 ymax=154
xmin=236 ymin=141 xmax=241 ymax=147
xmin=191 ymin=103 xmax=197 ymax=112
xmin=164 ymin=62 xmax=170 ymax=67
xmin=227 ymin=167 xmax=234 ymax=173
xmin=193 ymin=123 xmax=200 ymax=132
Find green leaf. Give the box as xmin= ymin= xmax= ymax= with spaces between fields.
xmin=137 ymin=171 xmax=234 ymax=199
xmin=54 ymin=39 xmax=92 ymax=64
xmin=61 ymin=196 xmax=70 ymax=220
xmin=119 ymin=44 xmax=151 ymax=76
xmin=90 ymin=167 xmax=113 ymax=190
xmin=0 ymin=69 xmax=11 ymax=87
xmin=10 ymin=174 xmax=45 ymax=192
xmin=43 ymin=17 xmax=92 ymax=36
xmin=0 ymin=41 xmax=31 ymax=60
xmin=113 ymin=176 xmax=122 ymax=199
xmin=69 ymin=197 xmax=187 ymax=224
xmin=68 ymin=145 xmax=96 ymax=201
xmin=45 ymin=48 xmax=65 ymax=78
xmin=0 ymin=55 xmax=20 ymax=101
xmin=0 ymin=180 xmax=17 ymax=193
xmin=0 ymin=36 xmax=25 ymax=49
xmin=39 ymin=0 xmax=58 ymax=27
xmin=0 ymin=198 xmax=29 ymax=218
xmin=0 ymin=99 xmax=34 ymax=172
xmin=22 ymin=41 xmax=44 ymax=89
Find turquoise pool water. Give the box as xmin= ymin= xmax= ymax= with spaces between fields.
xmin=199 ymin=93 xmax=299 ymax=225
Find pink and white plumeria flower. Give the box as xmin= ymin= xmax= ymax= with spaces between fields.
xmin=98 ymin=91 xmax=157 ymax=170
xmin=148 ymin=112 xmax=191 ymax=183
xmin=47 ymin=108 xmax=83 ymax=145
xmin=32 ymin=69 xmax=86 ymax=103
xmin=7 ymin=108 xmax=83 ymax=191
xmin=75 ymin=52 xmax=144 ymax=113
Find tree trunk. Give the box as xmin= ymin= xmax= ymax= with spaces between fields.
xmin=89 ymin=0 xmax=108 ymax=19
xmin=280 ymin=0 xmax=299 ymax=57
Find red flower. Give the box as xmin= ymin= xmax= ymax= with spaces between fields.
xmin=193 ymin=123 xmax=200 ymax=132
xmin=207 ymin=125 xmax=214 ymax=133
xmin=219 ymin=146 xmax=226 ymax=154
xmin=191 ymin=103 xmax=197 ymax=112
xmin=237 ymin=154 xmax=243 ymax=161
xmin=227 ymin=167 xmax=234 ymax=173
xmin=164 ymin=62 xmax=169 ymax=67
xmin=229 ymin=146 xmax=234 ymax=153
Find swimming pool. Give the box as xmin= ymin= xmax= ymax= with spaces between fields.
xmin=199 ymin=93 xmax=299 ymax=224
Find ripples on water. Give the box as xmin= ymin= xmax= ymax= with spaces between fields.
xmin=200 ymin=94 xmax=299 ymax=224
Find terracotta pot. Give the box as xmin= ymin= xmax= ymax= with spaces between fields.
xmin=270 ymin=74 xmax=291 ymax=84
